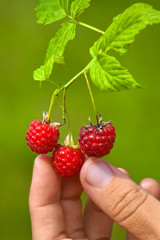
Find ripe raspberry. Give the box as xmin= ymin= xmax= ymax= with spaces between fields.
xmin=78 ymin=117 xmax=116 ymax=158
xmin=26 ymin=120 xmax=59 ymax=154
xmin=53 ymin=145 xmax=85 ymax=178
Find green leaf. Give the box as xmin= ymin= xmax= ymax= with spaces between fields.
xmin=90 ymin=35 xmax=103 ymax=58
xmin=35 ymin=0 xmax=67 ymax=25
xmin=33 ymin=20 xmax=76 ymax=81
xmin=91 ymin=3 xmax=160 ymax=56
xmin=33 ymin=58 xmax=54 ymax=81
xmin=59 ymin=0 xmax=69 ymax=13
xmin=70 ymin=0 xmax=91 ymax=18
xmin=90 ymin=53 xmax=141 ymax=91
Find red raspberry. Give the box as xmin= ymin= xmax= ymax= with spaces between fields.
xmin=26 ymin=120 xmax=59 ymax=154
xmin=53 ymin=145 xmax=85 ymax=178
xmin=78 ymin=118 xmax=116 ymax=158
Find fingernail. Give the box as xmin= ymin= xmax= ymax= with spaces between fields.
xmin=85 ymin=160 xmax=114 ymax=187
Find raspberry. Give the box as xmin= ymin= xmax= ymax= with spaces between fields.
xmin=78 ymin=117 xmax=116 ymax=158
xmin=53 ymin=145 xmax=85 ymax=178
xmin=25 ymin=120 xmax=59 ymax=154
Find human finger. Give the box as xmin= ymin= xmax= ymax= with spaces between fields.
xmin=118 ymin=168 xmax=130 ymax=177
xmin=82 ymin=167 xmax=130 ymax=239
xmin=83 ymin=197 xmax=113 ymax=240
xmin=126 ymin=178 xmax=160 ymax=240
xmin=140 ymin=178 xmax=160 ymax=199
xmin=29 ymin=155 xmax=67 ymax=240
xmin=80 ymin=158 xmax=160 ymax=240
xmin=61 ymin=175 xmax=85 ymax=239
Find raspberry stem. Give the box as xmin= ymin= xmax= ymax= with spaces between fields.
xmin=78 ymin=22 xmax=105 ymax=35
xmin=62 ymin=88 xmax=72 ymax=145
xmin=47 ymin=88 xmax=62 ymax=122
xmin=62 ymin=88 xmax=67 ymax=123
xmin=68 ymin=15 xmax=105 ymax=35
xmin=84 ymin=71 xmax=98 ymax=122
xmin=47 ymin=80 xmax=61 ymax=87
xmin=47 ymin=59 xmax=96 ymax=121
xmin=64 ymin=59 xmax=95 ymax=89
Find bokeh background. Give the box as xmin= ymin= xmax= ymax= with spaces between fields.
xmin=0 ymin=0 xmax=160 ymax=239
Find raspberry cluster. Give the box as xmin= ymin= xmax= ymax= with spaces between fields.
xmin=26 ymin=114 xmax=116 ymax=178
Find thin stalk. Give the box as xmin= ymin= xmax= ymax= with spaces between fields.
xmin=78 ymin=21 xmax=104 ymax=34
xmin=47 ymin=88 xmax=62 ymax=122
xmin=47 ymin=80 xmax=61 ymax=87
xmin=64 ymin=68 xmax=85 ymax=89
xmin=62 ymin=88 xmax=72 ymax=144
xmin=68 ymin=15 xmax=104 ymax=34
xmin=84 ymin=71 xmax=98 ymax=122
xmin=64 ymin=58 xmax=95 ymax=89
xmin=62 ymin=88 xmax=66 ymax=121
xmin=47 ymin=59 xmax=96 ymax=122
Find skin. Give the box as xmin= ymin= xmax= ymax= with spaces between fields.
xmin=29 ymin=155 xmax=160 ymax=240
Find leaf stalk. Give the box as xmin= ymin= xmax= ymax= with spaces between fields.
xmin=84 ymin=71 xmax=98 ymax=121
xmin=47 ymin=88 xmax=62 ymax=122
xmin=68 ymin=15 xmax=104 ymax=34
xmin=78 ymin=21 xmax=104 ymax=34
xmin=62 ymin=88 xmax=72 ymax=145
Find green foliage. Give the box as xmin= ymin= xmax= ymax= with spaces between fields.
xmin=91 ymin=3 xmax=160 ymax=56
xmin=34 ymin=1 xmax=160 ymax=91
xmin=89 ymin=3 xmax=160 ymax=91
xmin=33 ymin=58 xmax=53 ymax=81
xmin=34 ymin=20 xmax=76 ymax=81
xmin=59 ymin=0 xmax=69 ymax=13
xmin=35 ymin=0 xmax=67 ymax=25
xmin=90 ymin=35 xmax=103 ymax=57
xmin=70 ymin=0 xmax=91 ymax=18
xmin=34 ymin=0 xmax=92 ymax=82
xmin=90 ymin=53 xmax=141 ymax=91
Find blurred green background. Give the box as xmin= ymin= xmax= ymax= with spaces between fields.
xmin=0 ymin=0 xmax=160 ymax=239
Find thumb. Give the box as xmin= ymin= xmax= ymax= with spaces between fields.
xmin=80 ymin=158 xmax=160 ymax=240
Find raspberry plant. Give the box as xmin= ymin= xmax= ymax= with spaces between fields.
xmin=26 ymin=0 xmax=160 ymax=176
xmin=33 ymin=1 xmax=160 ymax=124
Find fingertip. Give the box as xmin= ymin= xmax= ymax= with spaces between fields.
xmin=29 ymin=154 xmax=61 ymax=208
xmin=36 ymin=154 xmax=52 ymax=160
xmin=118 ymin=168 xmax=130 ymax=178
xmin=32 ymin=154 xmax=54 ymax=180
xmin=80 ymin=157 xmax=97 ymax=183
xmin=140 ymin=178 xmax=160 ymax=200
xmin=34 ymin=154 xmax=52 ymax=165
xmin=80 ymin=158 xmax=129 ymax=183
xmin=29 ymin=154 xmax=66 ymax=240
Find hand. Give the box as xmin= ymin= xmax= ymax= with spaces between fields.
xmin=29 ymin=155 xmax=160 ymax=240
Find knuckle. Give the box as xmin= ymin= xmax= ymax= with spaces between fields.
xmin=111 ymin=184 xmax=148 ymax=223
